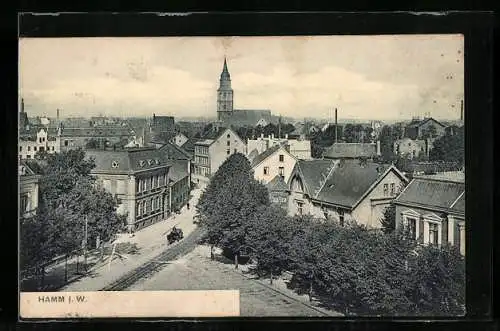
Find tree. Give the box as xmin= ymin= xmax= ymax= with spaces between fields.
xmin=85 ymin=138 xmax=100 ymax=149
xmin=343 ymin=124 xmax=356 ymax=143
xmin=246 ymin=206 xmax=297 ymax=283
xmin=196 ymin=153 xmax=270 ymax=261
xmin=20 ymin=149 xmax=126 ymax=284
xmin=429 ymin=129 xmax=464 ymax=165
xmin=380 ymin=203 xmax=396 ymax=233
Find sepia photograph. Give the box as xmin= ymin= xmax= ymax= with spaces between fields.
xmin=19 ymin=34 xmax=465 ymax=318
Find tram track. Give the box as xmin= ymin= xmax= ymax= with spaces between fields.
xmin=100 ymin=226 xmax=205 ymax=291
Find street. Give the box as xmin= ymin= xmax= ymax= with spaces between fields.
xmin=129 ymin=245 xmax=337 ymax=317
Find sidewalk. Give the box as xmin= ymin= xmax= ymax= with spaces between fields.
xmin=57 ymin=186 xmax=204 ymax=292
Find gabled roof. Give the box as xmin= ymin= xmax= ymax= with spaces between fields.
xmin=394 ymin=177 xmax=465 ymax=215
xmin=168 ymin=160 xmax=189 ymax=183
xmin=224 ymin=110 xmax=277 ymax=127
xmin=86 ymin=148 xmax=170 ymax=174
xmin=406 ymin=117 xmax=446 ymax=129
xmin=251 ymin=144 xmax=286 ymax=168
xmin=266 ymin=175 xmax=288 ymax=192
xmin=195 ymin=127 xmax=244 ymax=146
xmin=291 ymin=159 xmax=404 ymax=209
xmin=158 ymin=142 xmax=193 ymax=160
xmin=322 ymin=143 xmax=377 ymax=159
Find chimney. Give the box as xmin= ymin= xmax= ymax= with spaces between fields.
xmin=278 ymin=116 xmax=282 ymax=139
xmin=57 ymin=108 xmax=60 ymax=121
xmin=376 ymin=140 xmax=381 ymax=156
xmin=20 ymin=98 xmax=25 ymax=113
xmin=334 ymin=108 xmax=338 ymax=144
xmin=460 ymin=100 xmax=464 ymax=121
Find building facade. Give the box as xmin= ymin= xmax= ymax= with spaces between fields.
xmin=393 ymin=176 xmax=465 ymax=255
xmin=393 ymin=137 xmax=430 ymax=159
xmin=19 ymin=128 xmax=61 ymax=160
xmin=287 ymin=159 xmax=408 ymax=229
xmin=250 ymin=144 xmax=298 ymax=184
xmin=404 ymin=117 xmax=447 ymax=140
xmin=168 ymin=160 xmax=191 ymax=213
xmin=19 ymin=161 xmax=41 ymax=219
xmin=86 ymin=148 xmax=172 ymax=232
xmin=193 ymin=127 xmax=246 ymax=181
xmin=322 ymin=142 xmax=381 ymax=160
xmin=247 ymin=134 xmax=312 ymax=160
xmin=266 ymin=175 xmax=289 ymax=209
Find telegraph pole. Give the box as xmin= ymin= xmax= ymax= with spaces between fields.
xmin=84 ymin=215 xmax=88 ymax=271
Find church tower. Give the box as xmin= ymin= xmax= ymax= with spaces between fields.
xmin=217 ymin=57 xmax=234 ymax=121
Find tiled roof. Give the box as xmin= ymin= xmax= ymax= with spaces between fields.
xmin=266 ymin=175 xmax=288 ymax=192
xmin=158 ymin=142 xmax=193 ymax=160
xmin=315 ymin=160 xmax=391 ymax=208
xmin=293 ymin=159 xmax=396 ymax=209
xmin=394 ymin=177 xmax=465 ymax=214
xmin=181 ymin=138 xmax=197 ymax=153
xmin=61 ymin=127 xmax=133 ymax=137
xmin=293 ymin=159 xmax=336 ymax=197
xmin=405 ymin=161 xmax=462 ymax=174
xmin=406 ymin=117 xmax=446 ymax=129
xmin=247 ymin=149 xmax=260 ymax=163
xmin=86 ymin=148 xmax=170 ymax=174
xmin=250 ymin=144 xmax=282 ymax=167
xmin=168 ymin=160 xmax=189 ymax=183
xmin=196 ymin=139 xmax=215 ymax=146
xmin=224 ymin=109 xmax=277 ymax=127
xmin=322 ymin=143 xmax=377 ymax=159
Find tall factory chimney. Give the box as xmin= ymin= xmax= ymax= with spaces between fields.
xmin=334 ymin=108 xmax=338 ymax=144
xmin=278 ymin=115 xmax=282 ymax=139
xmin=20 ymin=98 xmax=25 ymax=113
xmin=460 ymin=100 xmax=464 ymax=121
xmin=57 ymin=108 xmax=60 ymax=121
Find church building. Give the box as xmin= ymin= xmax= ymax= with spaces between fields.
xmin=216 ymin=58 xmax=278 ymax=127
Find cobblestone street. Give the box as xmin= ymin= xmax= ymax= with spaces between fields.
xmin=129 ymin=246 xmax=339 ymax=317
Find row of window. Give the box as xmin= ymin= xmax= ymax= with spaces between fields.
xmin=383 ymin=183 xmax=396 ymax=196
xmin=137 ymin=174 xmax=166 ymax=193
xmin=137 ymin=196 xmax=162 ymax=217
xmin=226 ymin=148 xmax=238 ymax=155
xmin=19 ymin=145 xmax=55 ymax=152
xmin=196 ymin=146 xmax=209 ymax=155
xmin=263 ymin=166 xmax=285 ymax=176
xmin=195 ymin=156 xmax=209 ymax=165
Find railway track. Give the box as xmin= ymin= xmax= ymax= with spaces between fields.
xmin=100 ymin=226 xmax=205 ymax=291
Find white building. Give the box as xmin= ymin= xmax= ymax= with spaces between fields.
xmin=193 ymin=127 xmax=246 ymax=182
xmin=247 ymin=134 xmax=312 ymax=160
xmin=19 ymin=128 xmax=61 ymax=160
xmin=250 ymin=144 xmax=298 ymax=184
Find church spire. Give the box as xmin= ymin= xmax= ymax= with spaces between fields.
xmin=221 ymin=56 xmax=230 ymax=80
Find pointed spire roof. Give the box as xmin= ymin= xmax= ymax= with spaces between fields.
xmin=220 ymin=56 xmax=230 ymax=79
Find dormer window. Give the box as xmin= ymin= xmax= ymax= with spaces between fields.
xmin=111 ymin=161 xmax=119 ymax=169
xmin=139 ymin=160 xmax=145 ymax=167
xmin=147 ymin=159 xmax=153 ymax=166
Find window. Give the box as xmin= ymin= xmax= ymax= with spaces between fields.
xmin=20 ymin=194 xmax=29 ymax=213
xmin=234 ymin=148 xmax=237 ymax=154
xmin=34 ymin=146 xmax=37 ymax=151
xmin=39 ymin=138 xmax=42 ymax=143
xmin=383 ymin=184 xmax=389 ymax=196
xmin=137 ymin=201 xmax=142 ymax=217
xmin=64 ymin=140 xmax=68 ymax=146
xmin=429 ymin=223 xmax=439 ymax=245
xmin=297 ymin=202 xmax=304 ymax=215
xmin=390 ymin=183 xmax=395 ymax=195
xmin=39 ymin=146 xmax=44 ymax=152
xmin=20 ymin=146 xmax=22 ymax=152
xmin=339 ymin=210 xmax=345 ymax=227
xmin=279 ymin=154 xmax=284 ymax=162
xmin=26 ymin=155 xmax=31 ymax=159
xmin=227 ymin=141 xmax=230 ymax=146
xmin=150 ymin=177 xmax=154 ymax=190
xmin=227 ymin=134 xmax=230 ymax=138
xmin=263 ymin=167 xmax=269 ymax=175
xmin=51 ymin=146 xmax=54 ymax=151
xmin=279 ymin=167 xmax=285 ymax=177
xmin=227 ymin=149 xmax=230 ymax=155
xmin=27 ymin=146 xmax=31 ymax=151
xmin=42 ymin=137 xmax=45 ymax=142
xmin=406 ymin=217 xmax=417 ymax=239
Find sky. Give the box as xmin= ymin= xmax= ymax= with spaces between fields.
xmin=19 ymin=35 xmax=464 ymax=121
